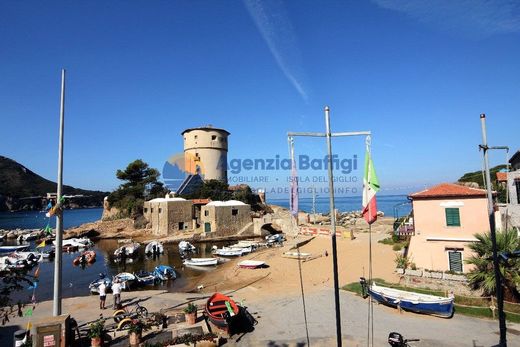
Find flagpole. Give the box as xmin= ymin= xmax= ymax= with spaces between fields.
xmin=53 ymin=69 xmax=66 ymax=316
xmin=325 ymin=106 xmax=343 ymax=347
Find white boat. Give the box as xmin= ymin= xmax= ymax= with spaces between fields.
xmin=234 ymin=240 xmax=261 ymax=248
xmin=53 ymin=237 xmax=93 ymax=249
xmin=0 ymin=245 xmax=30 ymax=253
xmin=183 ymin=258 xmax=218 ymax=266
xmin=282 ymin=251 xmax=311 ymax=260
xmin=229 ymin=244 xmax=253 ymax=254
xmin=17 ymin=230 xmax=42 ymax=243
xmin=238 ymin=260 xmax=265 ymax=269
xmin=11 ymin=252 xmax=42 ymax=265
xmin=145 ymin=241 xmax=164 ymax=255
xmin=114 ymin=242 xmax=140 ymax=257
xmin=179 ymin=240 xmax=196 ymax=252
xmin=213 ymin=247 xmax=244 ymax=257
xmin=114 ymin=272 xmax=137 ymax=290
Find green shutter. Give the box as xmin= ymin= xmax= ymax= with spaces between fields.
xmin=445 ymin=208 xmax=460 ymax=227
xmin=448 ymin=251 xmax=463 ymax=272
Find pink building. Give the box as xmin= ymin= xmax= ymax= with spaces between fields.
xmin=407 ymin=183 xmax=490 ymax=273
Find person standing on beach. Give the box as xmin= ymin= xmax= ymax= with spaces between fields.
xmin=112 ymin=280 xmax=122 ymax=309
xmin=98 ymin=282 xmax=106 ymax=310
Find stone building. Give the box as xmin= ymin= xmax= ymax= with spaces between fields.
xmin=500 ymin=150 xmax=520 ymax=229
xmin=143 ymin=197 xmax=194 ymax=236
xmin=182 ymin=126 xmax=230 ymax=182
xmin=200 ymin=200 xmax=252 ymax=236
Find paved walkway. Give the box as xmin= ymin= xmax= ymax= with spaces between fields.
xmin=2 ymin=288 xmax=519 ymax=346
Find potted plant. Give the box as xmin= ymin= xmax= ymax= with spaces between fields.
xmin=184 ymin=303 xmax=197 ymax=325
xmin=128 ymin=319 xmax=146 ymax=346
xmin=88 ymin=319 xmax=105 ymax=347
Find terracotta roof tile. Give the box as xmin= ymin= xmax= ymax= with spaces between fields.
xmin=409 ymin=183 xmax=487 ymax=199
xmin=496 ymin=172 xmax=508 ymax=182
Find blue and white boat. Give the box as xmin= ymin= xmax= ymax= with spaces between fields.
xmin=360 ymin=277 xmax=454 ymax=318
xmin=135 ymin=270 xmax=157 ymax=286
xmin=153 ymin=265 xmax=176 ymax=281
xmin=114 ymin=272 xmax=138 ymax=290
xmin=89 ymin=273 xmax=112 ymax=294
xmin=0 ymin=245 xmax=30 ymax=253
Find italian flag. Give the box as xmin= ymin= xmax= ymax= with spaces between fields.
xmin=362 ymin=147 xmax=380 ymax=224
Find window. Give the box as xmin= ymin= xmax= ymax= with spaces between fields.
xmin=448 ymin=251 xmax=463 ymax=272
xmin=232 ymin=209 xmax=238 ymax=216
xmin=445 ymin=208 xmax=460 ymax=227
xmin=178 ymin=222 xmax=185 ymax=230
xmin=212 ymin=135 xmax=217 ymax=140
xmin=194 ymin=135 xmax=198 ymax=139
xmin=144 ymin=208 xmax=148 ymax=213
xmin=151 ymin=208 xmax=154 ymax=213
xmin=515 ymin=179 xmax=520 ymax=204
xmin=159 ymin=208 xmax=162 ymax=213
xmin=204 ymin=210 xmax=209 ymax=216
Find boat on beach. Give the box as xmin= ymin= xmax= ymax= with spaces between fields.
xmin=359 ymin=277 xmax=454 ymax=318
xmin=282 ymin=251 xmax=311 ymax=260
xmin=153 ymin=265 xmax=176 ymax=281
xmin=238 ymin=260 xmax=265 ymax=269
xmin=145 ymin=240 xmax=164 ymax=255
xmin=183 ymin=258 xmax=218 ymax=267
xmin=205 ymin=292 xmax=241 ymax=331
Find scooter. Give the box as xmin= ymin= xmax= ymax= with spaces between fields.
xmin=388 ymin=332 xmax=420 ymax=346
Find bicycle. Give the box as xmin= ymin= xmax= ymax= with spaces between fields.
xmin=113 ymin=301 xmax=149 ymax=329
xmin=388 ymin=332 xmax=420 ymax=347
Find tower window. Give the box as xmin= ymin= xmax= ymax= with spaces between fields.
xmin=194 ymin=135 xmax=198 ymax=140
xmin=212 ymin=135 xmax=217 ymax=140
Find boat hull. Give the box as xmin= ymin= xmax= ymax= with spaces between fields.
xmin=366 ymin=286 xmax=454 ymax=318
xmin=205 ymin=293 xmax=241 ymax=330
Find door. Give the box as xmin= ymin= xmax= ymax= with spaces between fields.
xmin=204 ymin=222 xmax=211 ymax=233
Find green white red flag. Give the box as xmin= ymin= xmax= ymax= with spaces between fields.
xmin=362 ymin=144 xmax=380 ymax=224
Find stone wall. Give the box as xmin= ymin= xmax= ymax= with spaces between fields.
xmin=201 ymin=204 xmax=251 ymax=236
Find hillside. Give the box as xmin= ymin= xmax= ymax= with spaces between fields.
xmin=0 ymin=155 xmax=107 ymax=211
xmin=458 ymin=164 xmax=507 ymax=187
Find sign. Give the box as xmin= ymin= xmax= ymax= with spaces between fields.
xmin=43 ymin=335 xmax=55 ymax=347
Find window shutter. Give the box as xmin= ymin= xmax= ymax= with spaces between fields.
xmin=445 ymin=208 xmax=460 ymax=226
xmin=448 ymin=251 xmax=463 ymax=272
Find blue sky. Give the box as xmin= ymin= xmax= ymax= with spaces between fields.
xmin=1 ymin=0 xmax=519 ymax=197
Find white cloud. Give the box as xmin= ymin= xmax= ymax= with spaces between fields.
xmin=372 ymin=0 xmax=520 ymax=38
xmin=243 ymin=0 xmax=309 ymax=101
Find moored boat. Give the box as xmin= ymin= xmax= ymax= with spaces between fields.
xmin=73 ymin=251 xmax=96 ymax=266
xmin=135 ymin=270 xmax=157 ymax=286
xmin=114 ymin=242 xmax=140 ymax=258
xmin=179 ymin=240 xmax=196 ymax=252
xmin=205 ymin=292 xmax=241 ymax=331
xmin=89 ymin=274 xmax=112 ymax=294
xmin=238 ymin=260 xmax=265 ymax=269
xmin=183 ymin=258 xmax=218 ymax=267
xmin=0 ymin=245 xmax=30 ymax=253
xmin=145 ymin=241 xmax=164 ymax=255
xmin=213 ymin=247 xmax=244 ymax=257
xmin=153 ymin=265 xmax=176 ymax=281
xmin=359 ymin=277 xmax=454 ymax=318
xmin=113 ymin=272 xmax=137 ymax=290
xmin=282 ymin=251 xmax=311 ymax=260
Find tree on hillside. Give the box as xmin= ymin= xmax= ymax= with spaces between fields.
xmin=107 ymin=159 xmax=168 ymax=217
xmin=458 ymin=164 xmax=508 ymax=203
xmin=466 ymin=229 xmax=520 ymax=302
xmin=181 ymin=179 xmax=232 ymax=201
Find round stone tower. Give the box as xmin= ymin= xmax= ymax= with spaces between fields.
xmin=181 ymin=125 xmax=230 ymax=182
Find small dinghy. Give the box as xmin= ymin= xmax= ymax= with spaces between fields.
xmin=282 ymin=251 xmax=311 ymax=260
xmin=11 ymin=252 xmax=42 ymax=266
xmin=266 ymin=233 xmax=284 ymax=246
xmin=37 ymin=248 xmax=55 ymax=260
xmin=62 ymin=245 xmax=79 ymax=252
xmin=135 ymin=270 xmax=157 ymax=286
xmin=114 ymin=272 xmax=137 ymax=290
xmin=17 ymin=231 xmax=41 ymax=243
xmin=238 ymin=260 xmax=265 ymax=269
xmin=229 ymin=245 xmax=253 ymax=254
xmin=145 ymin=241 xmax=164 ymax=256
xmin=183 ymin=258 xmax=218 ymax=267
xmin=153 ymin=265 xmax=176 ymax=281
xmin=89 ymin=274 xmax=112 ymax=294
xmin=73 ymin=251 xmax=96 ymax=266
xmin=179 ymin=240 xmax=196 ymax=252
xmin=205 ymin=292 xmax=241 ymax=331
xmin=213 ymin=247 xmax=244 ymax=257
xmin=359 ymin=277 xmax=454 ymax=318
xmin=0 ymin=245 xmax=30 ymax=253
xmin=114 ymin=243 xmax=140 ymax=258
